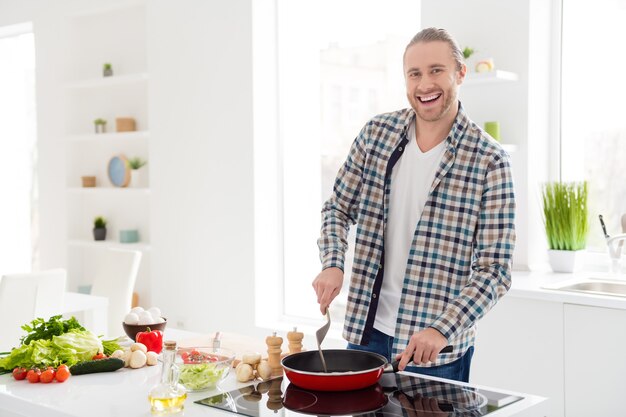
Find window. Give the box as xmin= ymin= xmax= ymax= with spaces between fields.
xmin=561 ymin=1 xmax=626 ymax=251
xmin=276 ymin=0 xmax=420 ymax=322
xmin=0 ymin=23 xmax=38 ymax=273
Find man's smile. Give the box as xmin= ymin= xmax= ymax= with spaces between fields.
xmin=417 ymin=92 xmax=442 ymax=105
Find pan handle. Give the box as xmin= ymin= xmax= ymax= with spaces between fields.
xmin=387 ymin=345 xmax=454 ymax=372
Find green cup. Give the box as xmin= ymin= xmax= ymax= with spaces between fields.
xmin=484 ymin=121 xmax=501 ymax=142
xmin=119 ymin=229 xmax=139 ymax=243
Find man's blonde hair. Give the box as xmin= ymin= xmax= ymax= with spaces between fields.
xmin=404 ymin=27 xmax=464 ymax=70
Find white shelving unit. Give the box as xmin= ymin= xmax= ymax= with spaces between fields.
xmin=68 ymin=239 xmax=151 ymax=251
xmin=65 ymin=72 xmax=149 ymax=90
xmin=64 ymin=1 xmax=151 ymax=305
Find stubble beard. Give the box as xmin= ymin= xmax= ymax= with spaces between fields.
xmin=410 ymin=87 xmax=457 ymax=123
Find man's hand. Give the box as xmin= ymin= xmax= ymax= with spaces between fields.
xmin=312 ymin=267 xmax=344 ymax=314
xmin=395 ymin=328 xmax=448 ymax=370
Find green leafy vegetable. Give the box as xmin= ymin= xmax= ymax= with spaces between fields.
xmin=179 ymin=363 xmax=226 ymax=391
xmin=20 ymin=315 xmax=85 ymax=346
xmin=0 ymin=329 xmax=102 ymax=371
xmin=102 ymin=338 xmax=122 ymax=356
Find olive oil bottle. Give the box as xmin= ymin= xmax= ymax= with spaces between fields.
xmin=149 ymin=340 xmax=187 ymax=415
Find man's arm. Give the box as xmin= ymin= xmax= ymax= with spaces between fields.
xmin=314 ymin=125 xmax=369 ymax=313
xmin=428 ymin=151 xmax=516 ymax=341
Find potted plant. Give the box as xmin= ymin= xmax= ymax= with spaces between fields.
xmin=127 ymin=157 xmax=147 ymax=188
xmin=103 ymin=63 xmax=113 ymax=77
xmin=93 ymin=216 xmax=107 ymax=241
xmin=94 ymin=118 xmax=107 ymax=134
xmin=542 ymin=181 xmax=589 ymax=272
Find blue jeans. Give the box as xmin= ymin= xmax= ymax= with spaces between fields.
xmin=347 ymin=328 xmax=474 ymax=382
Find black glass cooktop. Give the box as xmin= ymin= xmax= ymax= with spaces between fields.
xmin=196 ymin=373 xmax=522 ymax=416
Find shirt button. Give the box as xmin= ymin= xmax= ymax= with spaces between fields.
xmin=398 ymin=147 xmax=403 ymax=152
xmin=372 ymin=293 xmax=377 ymax=299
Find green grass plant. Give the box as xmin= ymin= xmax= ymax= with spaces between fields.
xmin=541 ymin=181 xmax=588 ymax=251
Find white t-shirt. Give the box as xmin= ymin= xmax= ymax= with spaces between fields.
xmin=374 ymin=121 xmax=446 ymax=336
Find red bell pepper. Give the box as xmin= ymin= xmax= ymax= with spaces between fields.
xmin=136 ymin=327 xmax=163 ymax=354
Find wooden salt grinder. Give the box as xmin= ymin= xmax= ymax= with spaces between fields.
xmin=287 ymin=327 xmax=304 ymax=354
xmin=266 ymin=332 xmax=283 ymax=375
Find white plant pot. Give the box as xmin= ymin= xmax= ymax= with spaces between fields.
xmin=548 ymin=249 xmax=580 ymax=273
xmin=130 ymin=169 xmax=145 ymax=188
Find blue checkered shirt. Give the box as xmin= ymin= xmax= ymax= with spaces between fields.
xmin=318 ymin=103 xmax=515 ymax=366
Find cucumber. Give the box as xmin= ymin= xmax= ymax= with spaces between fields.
xmin=70 ymin=357 xmax=125 ymax=375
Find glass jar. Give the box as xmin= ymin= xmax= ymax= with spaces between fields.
xmin=149 ymin=340 xmax=187 ymax=415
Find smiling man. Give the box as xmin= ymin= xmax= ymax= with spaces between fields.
xmin=313 ymin=27 xmax=516 ymax=382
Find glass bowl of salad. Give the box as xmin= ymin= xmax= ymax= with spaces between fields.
xmin=176 ymin=347 xmax=235 ymax=392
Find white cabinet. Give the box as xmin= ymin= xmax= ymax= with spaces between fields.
xmin=564 ymin=304 xmax=626 ymax=417
xmin=64 ymin=2 xmax=151 ymax=304
xmin=472 ymin=295 xmax=564 ymax=417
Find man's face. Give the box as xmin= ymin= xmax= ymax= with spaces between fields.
xmin=403 ymin=41 xmax=466 ymax=123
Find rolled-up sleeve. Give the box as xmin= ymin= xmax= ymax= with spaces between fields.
xmin=317 ymin=126 xmax=368 ymax=271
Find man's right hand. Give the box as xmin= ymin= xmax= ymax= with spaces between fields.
xmin=312 ymin=267 xmax=344 ymax=314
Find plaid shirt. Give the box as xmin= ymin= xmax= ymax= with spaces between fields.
xmin=318 ymin=103 xmax=515 ymax=366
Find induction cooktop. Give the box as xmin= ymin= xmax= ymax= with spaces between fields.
xmin=196 ymin=373 xmax=522 ymax=416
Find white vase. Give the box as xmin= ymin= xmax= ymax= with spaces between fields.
xmin=548 ymin=249 xmax=580 ymax=273
xmin=130 ymin=169 xmax=145 ymax=188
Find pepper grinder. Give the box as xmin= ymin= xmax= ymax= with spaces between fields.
xmin=287 ymin=327 xmax=304 ymax=354
xmin=266 ymin=332 xmax=283 ymax=375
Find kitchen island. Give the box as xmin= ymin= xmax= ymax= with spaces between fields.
xmin=0 ymin=329 xmax=547 ymax=417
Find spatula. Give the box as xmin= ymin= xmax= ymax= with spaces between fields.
xmin=316 ymin=308 xmax=331 ymax=373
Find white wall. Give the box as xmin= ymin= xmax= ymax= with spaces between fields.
xmin=147 ymin=0 xmax=257 ymax=335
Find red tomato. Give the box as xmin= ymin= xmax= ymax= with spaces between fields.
xmin=26 ymin=369 xmax=41 ymax=383
xmin=55 ymin=366 xmax=70 ymax=383
xmin=92 ymin=353 xmax=106 ymax=360
xmin=40 ymin=369 xmax=54 ymax=383
xmin=12 ymin=367 xmax=27 ymax=381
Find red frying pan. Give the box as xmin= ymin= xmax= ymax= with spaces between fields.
xmin=281 ymin=346 xmax=453 ymax=392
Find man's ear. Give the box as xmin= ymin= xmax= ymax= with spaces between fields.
xmin=457 ymin=63 xmax=467 ymax=85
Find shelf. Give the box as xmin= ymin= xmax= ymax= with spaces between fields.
xmin=67 ymin=187 xmax=150 ymax=195
xmin=66 ymin=73 xmax=149 ymax=90
xmin=464 ymin=70 xmax=518 ymax=86
xmin=68 ymin=239 xmax=151 ymax=251
xmin=68 ymin=131 xmax=150 ymax=142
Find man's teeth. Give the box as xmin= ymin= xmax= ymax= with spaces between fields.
xmin=419 ymin=94 xmax=441 ymax=102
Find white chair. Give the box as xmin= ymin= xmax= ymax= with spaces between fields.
xmin=89 ymin=249 xmax=142 ymax=338
xmin=0 ymin=269 xmax=66 ymax=352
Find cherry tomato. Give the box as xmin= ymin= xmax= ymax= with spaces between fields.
xmin=26 ymin=369 xmax=41 ymax=383
xmin=92 ymin=353 xmax=106 ymax=360
xmin=12 ymin=367 xmax=27 ymax=381
xmin=55 ymin=366 xmax=70 ymax=383
xmin=40 ymin=369 xmax=54 ymax=383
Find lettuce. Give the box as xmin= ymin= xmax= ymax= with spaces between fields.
xmin=0 ymin=329 xmax=102 ymax=371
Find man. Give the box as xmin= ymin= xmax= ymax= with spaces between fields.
xmin=312 ymin=27 xmax=515 ymax=383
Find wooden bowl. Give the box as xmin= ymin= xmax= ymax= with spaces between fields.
xmin=122 ymin=317 xmax=167 ymax=341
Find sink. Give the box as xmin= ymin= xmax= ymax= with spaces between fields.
xmin=549 ymin=279 xmax=626 ymax=297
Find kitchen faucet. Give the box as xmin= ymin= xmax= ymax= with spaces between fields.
xmin=599 ymin=215 xmax=626 ymax=275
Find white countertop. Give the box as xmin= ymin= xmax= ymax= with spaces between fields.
xmin=0 ymin=329 xmax=548 ymax=417
xmin=508 ymin=269 xmax=626 ymax=309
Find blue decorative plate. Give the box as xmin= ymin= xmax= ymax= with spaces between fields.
xmin=108 ymin=155 xmax=130 ymax=187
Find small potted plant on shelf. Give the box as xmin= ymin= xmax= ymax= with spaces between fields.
xmin=94 ymin=118 xmax=107 ymax=134
xmin=93 ymin=216 xmax=108 ymax=241
xmin=103 ymin=63 xmax=113 ymax=77
xmin=127 ymin=157 xmax=147 ymax=188
xmin=462 ymin=46 xmax=476 ymax=60
xmin=541 ymin=181 xmax=589 ymax=272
